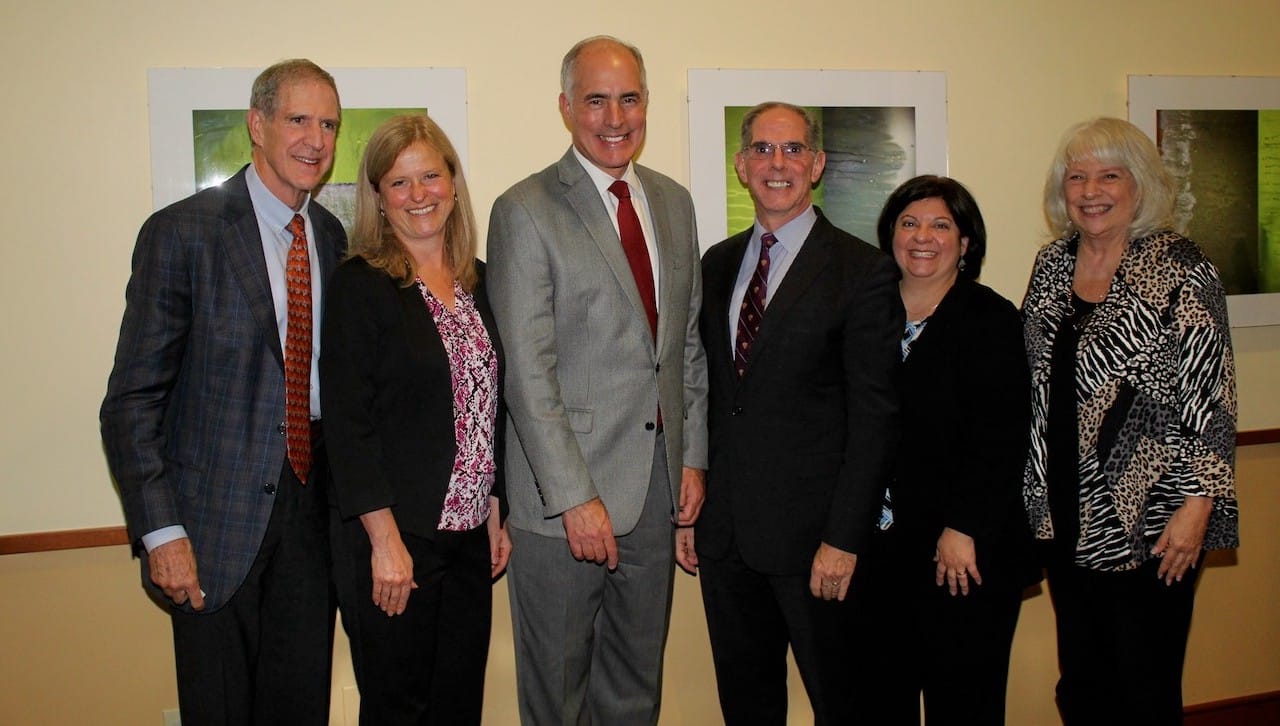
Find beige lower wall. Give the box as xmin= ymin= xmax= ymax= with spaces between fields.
xmin=1 ymin=444 xmax=1276 ymax=726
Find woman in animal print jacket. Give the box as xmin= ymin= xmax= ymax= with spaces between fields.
xmin=1022 ymin=117 xmax=1238 ymax=726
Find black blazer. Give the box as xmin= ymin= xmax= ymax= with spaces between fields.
xmin=320 ymin=257 xmax=506 ymax=539
xmin=696 ymin=209 xmax=903 ymax=575
xmin=890 ymin=279 xmax=1037 ymax=584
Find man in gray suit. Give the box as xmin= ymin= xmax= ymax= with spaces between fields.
xmin=487 ymin=35 xmax=709 ymax=725
xmin=101 ymin=60 xmax=344 ymax=725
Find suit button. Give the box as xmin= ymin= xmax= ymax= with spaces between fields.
xmin=263 ymin=481 xmax=277 ymax=495
xmin=277 ymin=422 xmax=287 ymax=435
xmin=645 ymin=421 xmax=656 ymax=431
xmin=731 ymin=407 xmax=743 ymax=416
xmin=655 ymin=363 xmax=661 ymax=373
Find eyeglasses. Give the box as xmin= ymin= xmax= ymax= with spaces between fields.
xmin=742 ymin=142 xmax=813 ymax=160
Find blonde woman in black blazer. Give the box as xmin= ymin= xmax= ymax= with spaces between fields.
xmin=321 ymin=114 xmax=509 ymax=725
xmin=851 ymin=176 xmax=1037 ymax=725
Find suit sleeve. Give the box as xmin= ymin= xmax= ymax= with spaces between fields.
xmin=486 ymin=193 xmax=598 ymax=516
xmin=947 ymin=295 xmax=1031 ymax=542
xmin=823 ymin=252 xmax=903 ymax=555
xmin=319 ymin=263 xmax=398 ymax=519
xmin=679 ymin=204 xmax=709 ymax=470
xmin=100 ymin=212 xmax=193 ymax=544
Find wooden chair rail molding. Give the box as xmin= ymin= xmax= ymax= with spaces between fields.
xmin=2 ymin=428 xmax=1277 ymax=557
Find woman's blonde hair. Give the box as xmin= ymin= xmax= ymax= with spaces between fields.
xmin=1042 ymin=116 xmax=1176 ymax=241
xmin=350 ymin=114 xmax=478 ymax=290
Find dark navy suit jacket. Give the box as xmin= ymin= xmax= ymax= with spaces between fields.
xmin=101 ymin=165 xmax=345 ymax=611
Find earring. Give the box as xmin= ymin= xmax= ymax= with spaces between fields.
xmin=958 ymin=258 xmax=967 ymax=272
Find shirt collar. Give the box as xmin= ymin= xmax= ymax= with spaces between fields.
xmin=571 ymin=146 xmax=642 ymax=198
xmin=246 ymin=162 xmax=312 ymax=237
xmin=753 ymin=204 xmax=817 ymax=252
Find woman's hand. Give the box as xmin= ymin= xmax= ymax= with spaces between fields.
xmin=359 ymin=508 xmax=417 ymax=616
xmin=1152 ymin=496 xmax=1211 ymax=585
xmin=935 ymin=527 xmax=982 ymax=596
xmin=487 ymin=496 xmax=512 ymax=578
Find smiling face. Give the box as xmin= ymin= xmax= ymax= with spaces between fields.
xmin=248 ymin=78 xmax=340 ymax=210
xmin=735 ymin=106 xmax=826 ymax=231
xmin=1063 ymin=156 xmax=1138 ymax=247
xmin=891 ymin=197 xmax=968 ymax=287
xmin=377 ymin=141 xmax=455 ymax=250
xmin=559 ymin=41 xmax=647 ymax=178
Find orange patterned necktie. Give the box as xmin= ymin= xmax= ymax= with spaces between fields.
xmin=284 ymin=214 xmax=312 ymax=483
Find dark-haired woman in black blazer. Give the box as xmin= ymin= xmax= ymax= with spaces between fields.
xmin=851 ymin=175 xmax=1037 ymax=725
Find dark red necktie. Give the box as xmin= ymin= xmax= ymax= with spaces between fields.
xmin=734 ymin=232 xmax=776 ymax=378
xmin=284 ymin=214 xmax=312 ymax=483
xmin=608 ymin=180 xmax=657 ymax=340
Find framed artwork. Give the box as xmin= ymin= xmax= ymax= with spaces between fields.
xmin=147 ymin=67 xmax=468 ymax=232
xmin=688 ymin=69 xmax=947 ymax=251
xmin=1129 ymin=74 xmax=1280 ymax=327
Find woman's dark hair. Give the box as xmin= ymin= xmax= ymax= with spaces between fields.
xmin=876 ymin=175 xmax=987 ymax=281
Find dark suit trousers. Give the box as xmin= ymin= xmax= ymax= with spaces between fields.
xmin=170 ymin=449 xmax=336 ymax=726
xmin=851 ymin=527 xmax=1023 ymax=726
xmin=332 ymin=515 xmax=492 ymax=726
xmin=698 ymin=547 xmax=856 ymax=725
xmin=1048 ymin=556 xmax=1201 ymax=726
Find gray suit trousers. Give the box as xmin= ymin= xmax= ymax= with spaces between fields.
xmin=507 ymin=434 xmax=675 ymax=725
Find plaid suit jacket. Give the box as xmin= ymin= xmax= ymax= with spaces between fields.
xmin=101 ymin=166 xmax=345 ymax=612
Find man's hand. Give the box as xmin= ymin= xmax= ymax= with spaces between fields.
xmin=675 ymin=527 xmax=699 ymax=575
xmin=563 ymin=497 xmax=618 ymax=569
xmin=809 ymin=541 xmax=856 ymax=601
xmin=149 ymin=537 xmax=205 ymax=611
xmin=676 ymin=467 xmax=706 ymax=526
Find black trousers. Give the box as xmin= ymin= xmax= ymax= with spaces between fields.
xmin=332 ymin=513 xmax=492 ymax=726
xmin=170 ymin=457 xmax=336 ymax=726
xmin=698 ymin=547 xmax=856 ymax=726
xmin=1048 ymin=557 xmax=1202 ymax=726
xmin=850 ymin=528 xmax=1024 ymax=726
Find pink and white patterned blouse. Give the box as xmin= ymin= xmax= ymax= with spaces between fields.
xmin=416 ymin=278 xmax=499 ymax=531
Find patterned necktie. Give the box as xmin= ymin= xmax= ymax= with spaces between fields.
xmin=608 ymin=179 xmax=657 ymax=340
xmin=284 ymin=214 xmax=312 ymax=483
xmin=734 ymin=233 xmax=777 ymax=378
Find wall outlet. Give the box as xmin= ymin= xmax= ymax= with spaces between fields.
xmin=162 ymin=708 xmax=181 ymax=726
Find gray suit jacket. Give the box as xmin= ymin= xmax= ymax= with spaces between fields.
xmin=100 ymin=166 xmax=345 ymax=612
xmin=487 ymin=148 xmax=709 ymax=538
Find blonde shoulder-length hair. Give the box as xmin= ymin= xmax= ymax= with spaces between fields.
xmin=1042 ymin=116 xmax=1176 ymax=241
xmin=349 ymin=113 xmax=478 ymax=291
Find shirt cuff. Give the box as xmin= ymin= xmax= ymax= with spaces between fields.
xmin=141 ymin=525 xmax=189 ymax=553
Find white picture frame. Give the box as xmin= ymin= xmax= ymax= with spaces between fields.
xmin=688 ymin=69 xmax=947 ymax=250
xmin=1129 ymin=74 xmax=1280 ymax=328
xmin=147 ymin=67 xmax=468 ymax=212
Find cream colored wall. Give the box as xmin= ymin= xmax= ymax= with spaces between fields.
xmin=2 ymin=0 xmax=1278 ymax=723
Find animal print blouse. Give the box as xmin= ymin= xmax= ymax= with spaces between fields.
xmin=1022 ymin=231 xmax=1239 ymax=572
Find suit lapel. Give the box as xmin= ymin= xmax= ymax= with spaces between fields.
xmin=710 ymin=230 xmax=751 ymax=382
xmin=558 ymin=150 xmax=653 ymax=350
xmin=749 ymin=215 xmax=835 ymax=360
xmin=220 ymin=169 xmax=285 ymax=369
xmin=637 ymin=166 xmax=674 ymax=358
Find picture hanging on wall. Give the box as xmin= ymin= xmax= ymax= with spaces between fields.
xmin=148 ymin=67 xmax=468 ymax=234
xmin=687 ymin=69 xmax=947 ymax=253
xmin=1129 ymin=74 xmax=1280 ymax=327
